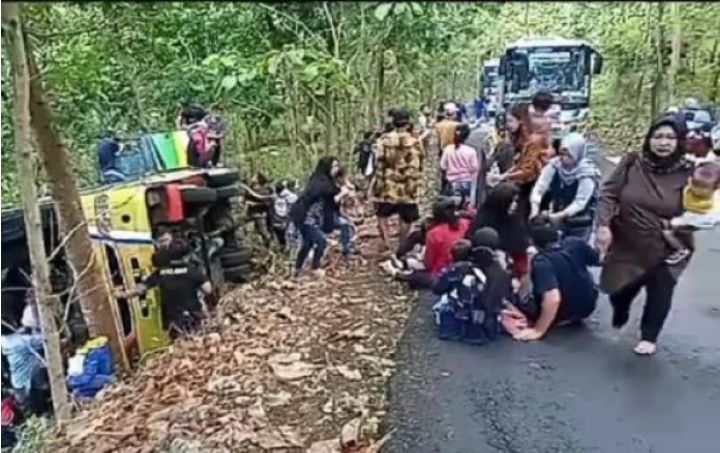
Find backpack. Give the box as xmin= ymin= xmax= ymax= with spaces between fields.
xmin=188 ymin=125 xmax=212 ymax=167
xmin=432 ymin=263 xmax=500 ymax=345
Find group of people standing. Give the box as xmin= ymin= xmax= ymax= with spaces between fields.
xmin=288 ymin=89 xmax=719 ymax=356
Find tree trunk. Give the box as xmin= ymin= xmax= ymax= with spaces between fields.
xmin=23 ymin=24 xmax=129 ymax=370
xmin=2 ymin=2 xmax=72 ymax=423
xmin=668 ymin=1 xmax=682 ymax=105
xmin=650 ymin=2 xmax=665 ymax=119
xmin=377 ymin=44 xmax=385 ymax=127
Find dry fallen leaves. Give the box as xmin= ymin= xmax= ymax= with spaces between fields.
xmin=46 ymin=215 xmax=418 ymax=452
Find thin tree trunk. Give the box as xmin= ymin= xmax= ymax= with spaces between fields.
xmin=23 ymin=26 xmax=129 ymax=370
xmin=377 ymin=44 xmax=385 ymax=127
xmin=2 ymin=2 xmax=72 ymax=422
xmin=650 ymin=2 xmax=665 ymax=119
xmin=668 ymin=1 xmax=682 ymax=105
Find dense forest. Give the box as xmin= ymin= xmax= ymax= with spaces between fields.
xmin=2 ymin=2 xmax=720 ymax=204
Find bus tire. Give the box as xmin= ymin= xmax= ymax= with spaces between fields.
xmin=220 ymin=249 xmax=252 ymax=267
xmin=223 ymin=264 xmax=251 ymax=283
xmin=215 ymin=184 xmax=241 ymax=199
xmin=206 ymin=171 xmax=240 ymax=188
xmin=181 ymin=187 xmax=217 ymax=204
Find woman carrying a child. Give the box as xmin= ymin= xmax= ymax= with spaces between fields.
xmin=596 ymin=113 xmax=695 ymax=356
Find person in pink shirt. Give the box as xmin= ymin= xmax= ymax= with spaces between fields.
xmin=440 ymin=123 xmax=480 ymax=205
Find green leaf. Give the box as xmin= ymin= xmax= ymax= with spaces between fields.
xmin=374 ymin=3 xmax=394 ymax=21
xmin=221 ymin=75 xmax=237 ymax=91
xmin=410 ymin=2 xmax=423 ymax=15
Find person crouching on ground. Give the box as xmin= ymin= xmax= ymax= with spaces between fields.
xmin=529 ymin=132 xmax=601 ymax=241
xmin=290 ymin=156 xmax=351 ymax=277
xmin=509 ymin=216 xmax=600 ymax=341
xmin=467 ymin=182 xmax=530 ymax=278
xmin=381 ymin=199 xmax=470 ymax=289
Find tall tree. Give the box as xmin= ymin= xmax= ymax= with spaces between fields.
xmin=1 ymin=1 xmax=71 ymax=422
xmin=21 ymin=8 xmax=129 ymax=369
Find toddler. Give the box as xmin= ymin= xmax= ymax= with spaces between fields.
xmin=663 ymin=161 xmax=720 ymax=264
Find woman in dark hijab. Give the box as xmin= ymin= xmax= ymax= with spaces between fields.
xmin=290 ymin=156 xmax=348 ymax=276
xmin=467 ymin=182 xmax=530 ymax=278
xmin=596 ymin=112 xmax=693 ymax=356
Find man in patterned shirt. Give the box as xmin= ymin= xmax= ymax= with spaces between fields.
xmin=371 ymin=107 xmax=423 ymax=252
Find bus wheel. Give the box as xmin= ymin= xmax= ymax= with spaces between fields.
xmin=180 ymin=187 xmax=217 ymax=204
xmin=219 ymin=249 xmax=252 ymax=267
xmin=223 ymin=264 xmax=251 ymax=283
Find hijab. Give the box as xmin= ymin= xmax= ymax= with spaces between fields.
xmin=641 ymin=113 xmax=689 ymax=174
xmin=550 ymin=132 xmax=600 ymax=185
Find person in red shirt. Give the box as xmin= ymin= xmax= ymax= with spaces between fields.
xmin=381 ymin=199 xmax=470 ymax=289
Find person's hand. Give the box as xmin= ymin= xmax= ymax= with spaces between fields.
xmin=514 ymin=328 xmax=544 ymax=341
xmin=595 ymin=226 xmax=612 ymax=256
xmin=669 ymin=217 xmax=688 ymax=229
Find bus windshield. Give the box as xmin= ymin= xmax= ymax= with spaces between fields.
xmin=509 ymin=46 xmax=588 ymax=97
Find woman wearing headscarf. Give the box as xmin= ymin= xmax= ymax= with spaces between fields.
xmin=595 ymin=113 xmax=693 ymax=356
xmin=529 ymin=132 xmax=601 ymax=241
xmin=290 ymin=156 xmax=349 ymax=276
xmin=467 ymin=182 xmax=530 ymax=278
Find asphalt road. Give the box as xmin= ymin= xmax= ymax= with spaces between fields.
xmin=383 ymin=145 xmax=720 ymax=453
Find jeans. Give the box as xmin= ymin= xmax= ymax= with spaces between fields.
xmin=295 ymin=222 xmax=327 ymax=271
xmin=446 ymin=180 xmax=473 ymax=204
xmin=337 ymin=215 xmax=356 ymax=257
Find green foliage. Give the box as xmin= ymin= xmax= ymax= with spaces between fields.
xmin=2 ymin=3 xmax=720 ymax=204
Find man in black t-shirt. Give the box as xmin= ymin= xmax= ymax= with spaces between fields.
xmin=514 ymin=216 xmax=600 ymax=341
xmin=118 ymin=242 xmax=212 ymax=338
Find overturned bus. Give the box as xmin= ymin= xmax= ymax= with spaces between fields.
xmin=1 ymin=129 xmax=251 ymax=363
xmin=496 ymin=36 xmax=604 ymax=140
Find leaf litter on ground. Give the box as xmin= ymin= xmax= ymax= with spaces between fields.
xmin=44 ymin=217 xmax=420 ymax=453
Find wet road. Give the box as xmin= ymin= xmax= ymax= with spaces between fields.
xmin=384 ymin=149 xmax=720 ymax=453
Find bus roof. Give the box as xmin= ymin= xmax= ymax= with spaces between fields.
xmin=506 ymin=36 xmax=595 ymax=51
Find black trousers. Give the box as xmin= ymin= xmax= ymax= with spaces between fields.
xmin=395 ymin=229 xmax=425 ymax=258
xmin=609 ymin=265 xmax=677 ymax=342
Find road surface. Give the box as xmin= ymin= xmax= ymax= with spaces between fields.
xmin=384 ymin=146 xmax=720 ymax=453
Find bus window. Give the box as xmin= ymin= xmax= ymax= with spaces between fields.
xmin=129 ymin=256 xmax=151 ymax=317
xmin=104 ymin=245 xmax=132 ymax=336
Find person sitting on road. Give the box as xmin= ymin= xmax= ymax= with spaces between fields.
xmin=511 ymin=216 xmax=600 ymax=341
xmin=662 ymin=161 xmax=720 ymax=264
xmin=381 ymin=199 xmax=471 ymax=289
xmin=530 ymin=132 xmax=601 ymax=241
xmin=440 ymin=123 xmax=480 ymax=204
